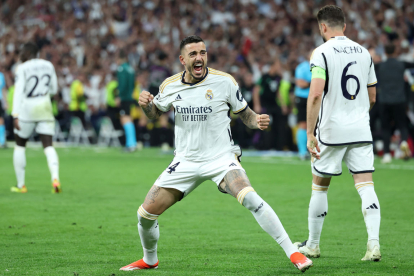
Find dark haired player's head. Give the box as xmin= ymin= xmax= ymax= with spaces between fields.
xmin=384 ymin=43 xmax=396 ymax=57
xmin=118 ymin=49 xmax=127 ymax=64
xmin=20 ymin=42 xmax=39 ymax=62
xmin=179 ymin=35 xmax=207 ymax=82
xmin=317 ymin=5 xmax=346 ymax=42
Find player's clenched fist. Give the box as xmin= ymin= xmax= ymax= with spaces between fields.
xmin=257 ymin=114 xmax=270 ymax=130
xmin=139 ymin=91 xmax=154 ymax=108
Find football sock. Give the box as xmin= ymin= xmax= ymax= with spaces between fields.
xmin=240 ymin=187 xmax=298 ymax=258
xmin=307 ymin=183 xmax=329 ymax=249
xmin=296 ymin=128 xmax=308 ymax=157
xmin=44 ymin=146 xmax=59 ymax=181
xmin=13 ymin=145 xmax=26 ymax=188
xmin=355 ymin=182 xmax=380 ymax=248
xmin=138 ymin=205 xmax=159 ymax=265
xmin=123 ymin=122 xmax=137 ymax=148
xmin=0 ymin=124 xmax=5 ymax=145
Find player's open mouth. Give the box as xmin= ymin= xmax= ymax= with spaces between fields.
xmin=193 ymin=63 xmax=203 ymax=74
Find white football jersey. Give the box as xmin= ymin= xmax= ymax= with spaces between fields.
xmin=12 ymin=58 xmax=58 ymax=121
xmin=153 ymin=68 xmax=248 ymax=162
xmin=310 ymin=36 xmax=377 ymax=145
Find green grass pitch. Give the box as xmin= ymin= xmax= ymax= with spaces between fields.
xmin=1 ymin=147 xmax=413 ymax=276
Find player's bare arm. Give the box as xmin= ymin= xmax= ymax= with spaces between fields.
xmin=306 ymin=77 xmax=325 ymax=159
xmin=139 ymin=91 xmax=163 ymax=120
xmin=238 ymin=106 xmax=270 ymax=130
xmin=219 ymin=170 xmax=252 ymax=198
xmin=368 ymin=86 xmax=376 ymax=111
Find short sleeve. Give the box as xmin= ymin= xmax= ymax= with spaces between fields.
xmin=310 ymin=48 xmax=326 ymax=71
xmin=367 ymin=58 xmax=377 ymax=87
xmin=153 ymin=90 xmax=173 ymax=112
xmin=228 ymin=82 xmax=248 ymax=114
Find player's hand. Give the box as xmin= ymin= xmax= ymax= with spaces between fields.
xmin=139 ymin=91 xmax=154 ymax=108
xmin=257 ymin=114 xmax=270 ymax=130
xmin=307 ymin=134 xmax=320 ymax=160
xmin=14 ymin=118 xmax=20 ymax=130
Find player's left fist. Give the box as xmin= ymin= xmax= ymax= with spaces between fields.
xmin=257 ymin=114 xmax=270 ymax=130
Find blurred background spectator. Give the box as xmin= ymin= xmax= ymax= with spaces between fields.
xmin=0 ymin=0 xmax=413 ymax=160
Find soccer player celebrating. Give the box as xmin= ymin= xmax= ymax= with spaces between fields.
xmin=120 ymin=36 xmax=313 ymax=273
xmin=11 ymin=42 xmax=61 ymax=193
xmin=294 ymin=6 xmax=381 ymax=262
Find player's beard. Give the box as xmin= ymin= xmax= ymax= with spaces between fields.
xmin=186 ymin=63 xmax=206 ymax=81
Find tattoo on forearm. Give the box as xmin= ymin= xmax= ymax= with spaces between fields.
xmin=239 ymin=108 xmax=258 ymax=129
xmin=144 ymin=185 xmax=161 ymax=205
xmin=223 ymin=170 xmax=252 ymax=198
xmin=142 ymin=102 xmax=162 ymax=120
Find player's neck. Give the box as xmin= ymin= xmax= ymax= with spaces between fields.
xmin=326 ymin=30 xmax=345 ymax=40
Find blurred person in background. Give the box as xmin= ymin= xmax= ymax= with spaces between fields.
xmin=117 ymin=49 xmax=137 ymax=152
xmin=376 ymin=44 xmax=414 ymax=163
xmin=294 ymin=51 xmax=313 ymax=160
xmin=106 ymin=71 xmax=121 ymax=130
xmin=132 ymin=71 xmax=149 ymax=149
xmin=69 ymin=73 xmax=88 ymax=127
xmin=85 ymin=66 xmax=106 ymax=135
xmin=253 ymin=59 xmax=289 ymax=150
xmin=0 ymin=68 xmax=7 ymax=148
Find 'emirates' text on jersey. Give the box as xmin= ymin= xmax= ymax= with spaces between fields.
xmin=153 ymin=68 xmax=248 ymax=162
xmin=310 ymin=36 xmax=377 ymax=145
xmin=12 ymin=59 xmax=58 ymax=121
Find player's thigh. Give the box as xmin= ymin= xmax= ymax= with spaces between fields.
xmin=344 ymin=143 xmax=375 ymax=176
xmin=311 ymin=143 xmax=347 ymax=177
xmin=202 ymin=152 xmax=248 ymax=198
xmin=14 ymin=121 xmax=36 ymax=139
xmin=39 ymin=134 xmax=53 ymax=148
xmin=142 ymin=185 xmax=184 ymax=215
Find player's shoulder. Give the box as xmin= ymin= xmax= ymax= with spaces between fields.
xmin=159 ymin=72 xmax=183 ymax=94
xmin=208 ymin=68 xmax=238 ymax=86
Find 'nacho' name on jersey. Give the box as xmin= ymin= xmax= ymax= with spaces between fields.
xmin=333 ymin=46 xmax=363 ymax=54
xmin=176 ymin=105 xmax=212 ymax=122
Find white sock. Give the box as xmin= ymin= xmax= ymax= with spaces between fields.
xmin=44 ymin=146 xmax=59 ymax=181
xmin=307 ymin=183 xmax=329 ymax=249
xmin=355 ymin=182 xmax=380 ymax=249
xmin=137 ymin=205 xmax=159 ymax=265
xmin=240 ymin=187 xmax=298 ymax=258
xmin=13 ymin=145 xmax=26 ymax=188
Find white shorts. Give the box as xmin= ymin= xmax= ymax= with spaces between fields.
xmin=14 ymin=120 xmax=55 ymax=139
xmin=155 ymin=152 xmax=245 ymax=198
xmin=311 ymin=143 xmax=375 ymax=177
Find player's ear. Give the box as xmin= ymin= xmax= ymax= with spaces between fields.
xmin=179 ymin=55 xmax=185 ymax=66
xmin=343 ymin=23 xmax=346 ymax=33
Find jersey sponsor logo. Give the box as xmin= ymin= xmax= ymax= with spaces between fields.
xmin=205 ymin=89 xmax=213 ymax=100
xmin=175 ymin=94 xmax=182 ymax=101
xmin=176 ymin=106 xmax=212 ymax=114
xmin=333 ymin=46 xmax=363 ymax=54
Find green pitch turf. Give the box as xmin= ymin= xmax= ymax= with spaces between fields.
xmin=1 ymin=147 xmax=413 ymax=276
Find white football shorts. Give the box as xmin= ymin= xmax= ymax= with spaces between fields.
xmin=154 ymin=151 xmax=245 ymax=198
xmin=14 ymin=120 xmax=55 ymax=139
xmin=311 ymin=143 xmax=375 ymax=177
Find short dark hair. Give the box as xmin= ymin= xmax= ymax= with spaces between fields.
xmin=20 ymin=42 xmax=38 ymax=62
xmin=384 ymin=43 xmax=395 ymax=55
xmin=119 ymin=49 xmax=127 ymax=59
xmin=317 ymin=5 xmax=345 ymax=29
xmin=180 ymin=35 xmax=204 ymax=52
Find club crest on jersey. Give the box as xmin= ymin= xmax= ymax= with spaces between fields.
xmin=205 ymin=89 xmax=213 ymax=100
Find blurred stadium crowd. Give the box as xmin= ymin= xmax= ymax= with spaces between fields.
xmin=1 ymin=0 xmax=414 ymax=157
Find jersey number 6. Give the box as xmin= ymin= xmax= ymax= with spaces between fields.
xmin=341 ymin=61 xmax=360 ymax=100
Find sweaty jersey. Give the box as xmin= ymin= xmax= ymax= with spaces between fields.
xmin=12 ymin=59 xmax=58 ymax=121
xmin=310 ymin=36 xmax=377 ymax=145
xmin=153 ymin=68 xmax=248 ymax=162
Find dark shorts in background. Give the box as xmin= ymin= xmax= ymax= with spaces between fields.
xmin=120 ymin=100 xmax=136 ymax=116
xmin=295 ymin=96 xmax=307 ymax=122
xmin=0 ymin=100 xmax=4 ymax=117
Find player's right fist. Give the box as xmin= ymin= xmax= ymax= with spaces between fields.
xmin=139 ymin=91 xmax=154 ymax=108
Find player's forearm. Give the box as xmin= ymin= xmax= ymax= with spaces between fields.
xmin=306 ymin=92 xmax=322 ymax=135
xmin=368 ymin=87 xmax=376 ymax=111
xmin=142 ymin=102 xmax=162 ymax=120
xmin=239 ymin=107 xmax=258 ymax=129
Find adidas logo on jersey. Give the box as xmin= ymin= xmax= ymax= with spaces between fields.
xmin=366 ymin=203 xmax=378 ymax=209
xmin=229 ymin=163 xmax=237 ymax=167
xmin=175 ymin=94 xmax=182 ymax=101
xmin=317 ymin=211 xmax=327 ymax=217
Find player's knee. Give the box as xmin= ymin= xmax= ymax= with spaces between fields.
xmin=237 ymin=187 xmax=263 ymax=210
